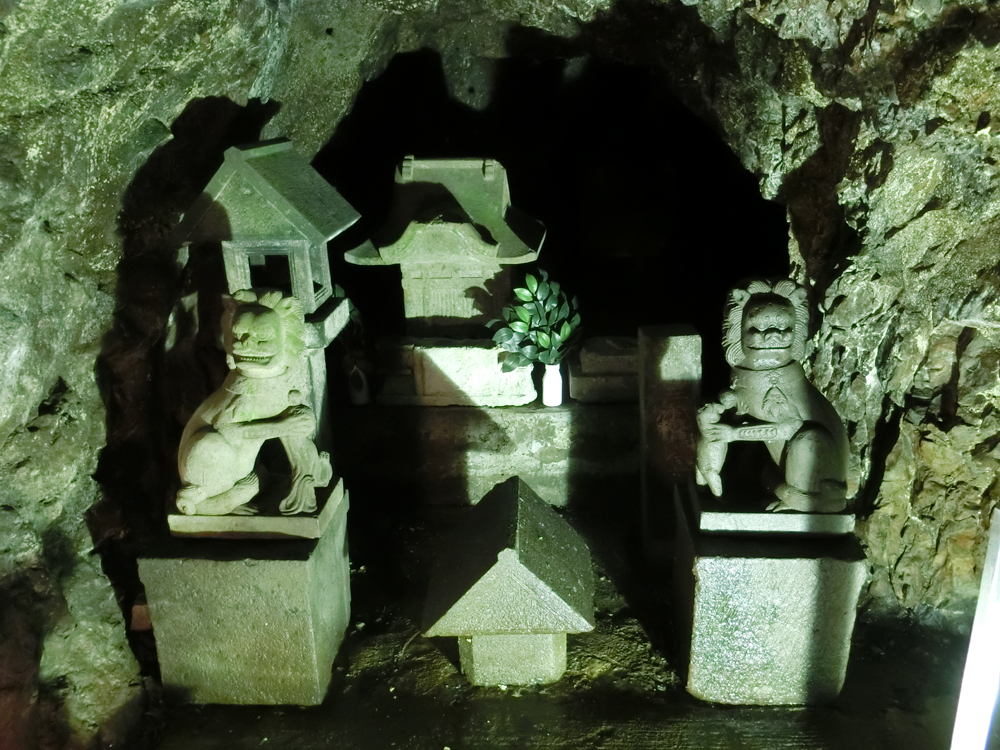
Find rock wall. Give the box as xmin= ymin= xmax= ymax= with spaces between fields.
xmin=1 ymin=0 xmax=998 ymax=743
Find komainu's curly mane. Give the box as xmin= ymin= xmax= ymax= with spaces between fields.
xmin=722 ymin=278 xmax=808 ymax=367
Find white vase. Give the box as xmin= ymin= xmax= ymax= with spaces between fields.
xmin=542 ymin=363 xmax=563 ymax=407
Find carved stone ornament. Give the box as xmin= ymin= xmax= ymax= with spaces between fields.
xmin=695 ymin=279 xmax=849 ymax=513
xmin=176 ymin=289 xmax=333 ymax=516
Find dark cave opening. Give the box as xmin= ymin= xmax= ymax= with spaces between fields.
xmin=312 ymin=47 xmax=789 ymax=395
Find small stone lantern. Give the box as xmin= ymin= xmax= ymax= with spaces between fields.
xmin=424 ymin=477 xmax=594 ymax=686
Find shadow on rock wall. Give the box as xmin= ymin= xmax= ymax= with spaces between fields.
xmin=93 ymin=96 xmax=278 ymax=607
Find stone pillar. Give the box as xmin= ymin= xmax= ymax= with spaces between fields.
xmin=140 ymin=495 xmax=351 ymax=705
xmin=303 ymin=298 xmax=352 ymax=453
xmin=673 ymin=484 xmax=865 ymax=705
xmin=638 ymin=325 xmax=701 ymax=564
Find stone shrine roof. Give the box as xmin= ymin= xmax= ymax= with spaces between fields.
xmin=177 ymin=139 xmax=360 ymax=245
xmin=346 ymin=156 xmax=545 ymax=266
xmin=424 ymin=477 xmax=594 ymax=637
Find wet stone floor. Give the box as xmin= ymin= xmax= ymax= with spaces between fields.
xmin=147 ymin=489 xmax=984 ymax=750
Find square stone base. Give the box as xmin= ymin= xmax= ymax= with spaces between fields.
xmin=138 ymin=495 xmax=350 ymax=705
xmin=674 ymin=492 xmax=866 ymax=705
xmin=458 ymin=633 xmax=566 ymax=686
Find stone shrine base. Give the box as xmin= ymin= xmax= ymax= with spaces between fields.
xmin=138 ymin=495 xmax=350 ymax=705
xmin=167 ymin=478 xmax=346 ymax=539
xmin=458 ymin=633 xmax=567 ymax=686
xmin=674 ymin=486 xmax=866 ymax=705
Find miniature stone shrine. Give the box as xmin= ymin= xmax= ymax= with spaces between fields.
xmin=424 ymin=477 xmax=594 ymax=686
xmin=174 ymin=290 xmax=332 ymax=518
xmin=175 ymin=138 xmax=359 ymax=449
xmin=695 ymin=278 xmax=849 ymax=513
xmin=345 ymin=156 xmax=543 ymax=331
xmin=345 ymin=156 xmax=543 ymax=406
xmin=672 ymin=278 xmax=865 ymax=705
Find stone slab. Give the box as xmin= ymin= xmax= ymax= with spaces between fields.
xmin=458 ymin=633 xmax=566 ymax=686
xmin=304 ymin=297 xmax=351 ymax=350
xmin=335 ymin=404 xmax=638 ymax=506
xmin=167 ymin=478 xmax=345 ymax=539
xmin=376 ymin=338 xmax=536 ymax=407
xmin=568 ymin=363 xmax=638 ymax=403
xmin=639 ymin=326 xmax=701 ymax=564
xmin=673 ymin=491 xmax=865 ymax=705
xmin=139 ymin=496 xmax=351 ymax=705
xmin=578 ymin=336 xmax=638 ymax=375
xmin=689 ymin=486 xmax=855 ymax=536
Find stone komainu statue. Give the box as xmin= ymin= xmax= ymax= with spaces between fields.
xmin=695 ymin=279 xmax=848 ymax=513
xmin=176 ymin=289 xmax=332 ymax=516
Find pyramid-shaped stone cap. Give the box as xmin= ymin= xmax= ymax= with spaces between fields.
xmin=179 ymin=139 xmax=360 ymax=245
xmin=345 ymin=157 xmax=544 ymax=266
xmin=424 ymin=477 xmax=594 ymax=637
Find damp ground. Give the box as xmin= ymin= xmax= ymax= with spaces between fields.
xmin=145 ymin=490 xmax=982 ymax=750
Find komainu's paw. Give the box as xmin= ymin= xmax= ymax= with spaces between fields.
xmin=772 ymin=483 xmax=847 ymax=513
xmin=314 ymin=452 xmax=334 ymax=487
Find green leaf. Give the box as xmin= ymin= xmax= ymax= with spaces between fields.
xmin=558 ymin=301 xmax=570 ymax=320
xmin=536 ymin=330 xmax=551 ymax=349
xmin=515 ymin=306 xmax=531 ymax=324
xmin=548 ymin=309 xmax=559 ymax=326
xmin=550 ymin=281 xmax=560 ymax=297
xmin=539 ymin=268 xmax=549 ymax=282
xmin=503 ymin=308 xmax=514 ymax=322
xmin=493 ymin=328 xmax=514 ymax=344
xmin=520 ymin=344 xmax=539 ymax=359
xmin=502 ymin=353 xmax=528 ymax=372
xmin=514 ymin=287 xmax=533 ymax=302
xmin=525 ymin=274 xmax=538 ymax=294
xmin=570 ymin=312 xmax=581 ymax=328
xmin=539 ymin=350 xmax=555 ymax=365
xmin=560 ymin=321 xmax=572 ymax=340
xmin=551 ymin=331 xmax=562 ymax=346
xmin=510 ymin=320 xmax=529 ymax=333
xmin=537 ymin=280 xmax=549 ymax=299
xmin=545 ymin=295 xmax=558 ymax=311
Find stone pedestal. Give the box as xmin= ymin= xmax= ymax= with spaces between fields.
xmin=458 ymin=633 xmax=566 ymax=686
xmin=167 ymin=478 xmax=346 ymax=539
xmin=673 ymin=484 xmax=865 ymax=705
xmin=638 ymin=326 xmax=701 ymax=564
xmin=138 ymin=495 xmax=351 ymax=705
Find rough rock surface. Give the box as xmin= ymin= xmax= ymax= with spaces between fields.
xmin=1 ymin=0 xmax=1000 ymax=743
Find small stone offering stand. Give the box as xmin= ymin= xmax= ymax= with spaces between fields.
xmin=138 ymin=140 xmax=359 ymax=705
xmin=423 ymin=476 xmax=595 ymax=686
xmin=667 ymin=279 xmax=866 ymax=705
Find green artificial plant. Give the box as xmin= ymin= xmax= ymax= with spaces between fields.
xmin=489 ymin=269 xmax=582 ymax=372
